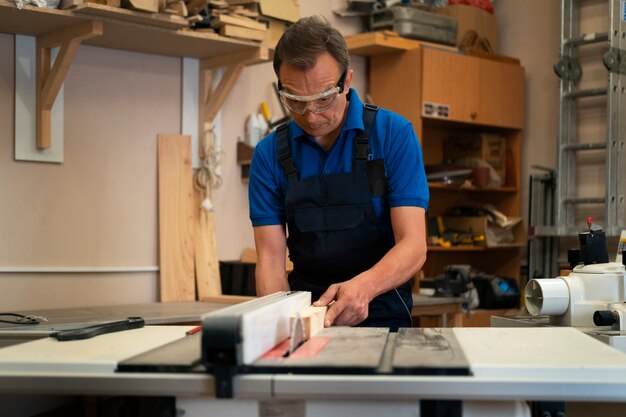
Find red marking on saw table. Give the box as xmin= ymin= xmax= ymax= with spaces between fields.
xmin=260 ymin=337 xmax=332 ymax=359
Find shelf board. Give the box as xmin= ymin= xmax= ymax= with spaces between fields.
xmin=346 ymin=30 xmax=421 ymax=56
xmin=346 ymin=30 xmax=459 ymax=57
xmin=428 ymin=182 xmax=517 ymax=193
xmin=0 ymin=1 xmax=266 ymax=60
xmin=427 ymin=244 xmax=525 ymax=252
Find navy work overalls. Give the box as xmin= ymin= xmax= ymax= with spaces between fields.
xmin=277 ymin=104 xmax=413 ymax=331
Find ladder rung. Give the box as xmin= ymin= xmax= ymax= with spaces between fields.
xmin=564 ymin=88 xmax=607 ymax=99
xmin=562 ymin=197 xmax=605 ymax=204
xmin=564 ymin=32 xmax=609 ymax=47
xmin=562 ymin=142 xmax=607 ymax=151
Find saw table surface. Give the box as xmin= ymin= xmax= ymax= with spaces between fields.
xmin=0 ymin=302 xmax=225 ymax=331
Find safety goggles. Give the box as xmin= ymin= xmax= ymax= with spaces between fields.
xmin=278 ymin=71 xmax=347 ymax=115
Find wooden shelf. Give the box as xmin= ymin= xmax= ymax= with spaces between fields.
xmin=348 ymin=33 xmax=526 ymax=286
xmin=0 ymin=1 xmax=266 ymax=60
xmin=346 ymin=30 xmax=421 ymax=57
xmin=236 ymin=141 xmax=254 ymax=183
xmin=1 ymin=1 xmax=270 ymax=149
xmin=428 ymin=182 xmax=517 ymax=193
xmin=427 ymin=244 xmax=525 ymax=252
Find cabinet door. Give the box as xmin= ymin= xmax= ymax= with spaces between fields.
xmin=422 ymin=48 xmax=480 ymax=124
xmin=422 ymin=48 xmax=525 ymax=129
xmin=477 ymin=59 xmax=525 ymax=129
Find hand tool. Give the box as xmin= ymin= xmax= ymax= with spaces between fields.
xmin=51 ymin=317 xmax=145 ymax=341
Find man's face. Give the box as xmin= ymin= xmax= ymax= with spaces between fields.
xmin=278 ymin=52 xmax=353 ymax=141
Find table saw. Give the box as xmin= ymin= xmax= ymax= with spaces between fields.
xmin=3 ymin=292 xmax=626 ymax=417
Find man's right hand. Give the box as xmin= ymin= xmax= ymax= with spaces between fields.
xmin=313 ymin=279 xmax=372 ymax=327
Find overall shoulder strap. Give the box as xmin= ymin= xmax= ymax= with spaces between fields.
xmin=353 ymin=103 xmax=379 ymax=161
xmin=276 ymin=122 xmax=298 ymax=182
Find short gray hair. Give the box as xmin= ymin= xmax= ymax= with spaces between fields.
xmin=273 ymin=15 xmax=350 ymax=78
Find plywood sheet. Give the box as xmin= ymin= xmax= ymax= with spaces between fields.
xmin=158 ymin=134 xmax=196 ymax=302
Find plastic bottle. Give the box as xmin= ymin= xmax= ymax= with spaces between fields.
xmin=245 ymin=113 xmax=264 ymax=147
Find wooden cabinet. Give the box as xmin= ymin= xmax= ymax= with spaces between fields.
xmin=421 ymin=48 xmax=525 ymax=128
xmin=347 ymin=34 xmax=525 ymax=292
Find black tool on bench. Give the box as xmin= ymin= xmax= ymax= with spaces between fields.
xmin=51 ymin=316 xmax=145 ymax=341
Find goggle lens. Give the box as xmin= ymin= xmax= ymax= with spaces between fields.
xmin=279 ymin=88 xmax=340 ymax=115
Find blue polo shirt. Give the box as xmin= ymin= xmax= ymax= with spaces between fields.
xmin=248 ymin=88 xmax=429 ymax=241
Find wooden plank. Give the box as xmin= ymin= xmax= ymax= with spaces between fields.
xmin=200 ymin=46 xmax=269 ymax=69
xmin=194 ymin=186 xmax=222 ymax=300
xmin=346 ymin=31 xmax=421 ymax=57
xmin=37 ymin=20 xmax=103 ymax=48
xmin=213 ymin=13 xmax=267 ymax=31
xmin=158 ymin=134 xmax=196 ymax=302
xmin=201 ymin=294 xmax=255 ymax=304
xmin=73 ymin=3 xmax=188 ymax=29
xmin=122 ymin=0 xmax=158 ymax=12
xmin=291 ymin=305 xmax=326 ymax=340
xmin=219 ymin=24 xmax=266 ymax=42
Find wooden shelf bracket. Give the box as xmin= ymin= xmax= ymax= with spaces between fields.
xmin=199 ymin=46 xmax=270 ymax=126
xmin=36 ymin=20 xmax=103 ymax=150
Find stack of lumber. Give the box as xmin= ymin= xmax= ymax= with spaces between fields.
xmin=188 ymin=0 xmax=268 ymax=42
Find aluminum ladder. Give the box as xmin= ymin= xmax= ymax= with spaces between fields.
xmin=552 ymin=0 xmax=626 ymax=236
xmin=528 ymin=0 xmax=626 ymax=279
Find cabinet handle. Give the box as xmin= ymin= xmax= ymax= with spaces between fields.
xmin=470 ymin=111 xmax=478 ymax=119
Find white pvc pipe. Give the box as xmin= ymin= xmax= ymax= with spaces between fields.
xmin=524 ymin=278 xmax=570 ymax=316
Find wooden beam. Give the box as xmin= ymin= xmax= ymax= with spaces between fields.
xmin=36 ymin=21 xmax=102 ymax=149
xmin=200 ymin=46 xmax=269 ymax=70
xmin=203 ymin=62 xmax=245 ymax=125
xmin=38 ymin=20 xmax=103 ymax=49
xmin=192 ymin=45 xmax=271 ymax=301
xmin=194 ymin=185 xmax=222 ymax=300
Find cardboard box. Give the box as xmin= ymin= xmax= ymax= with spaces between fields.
xmin=444 ymin=134 xmax=506 ymax=185
xmin=225 ymin=0 xmax=299 ymax=23
xmin=434 ymin=4 xmax=497 ymax=52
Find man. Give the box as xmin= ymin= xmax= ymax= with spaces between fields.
xmin=248 ymin=15 xmax=429 ymax=331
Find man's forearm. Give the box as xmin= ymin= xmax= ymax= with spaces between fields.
xmin=255 ymin=259 xmax=290 ymax=296
xmin=355 ymin=235 xmax=426 ymax=299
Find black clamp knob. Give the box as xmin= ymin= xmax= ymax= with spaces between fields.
xmin=593 ymin=310 xmax=617 ymax=326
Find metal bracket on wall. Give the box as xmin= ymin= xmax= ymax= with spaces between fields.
xmin=35 ymin=21 xmax=102 ymax=150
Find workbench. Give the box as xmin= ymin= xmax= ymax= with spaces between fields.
xmin=411 ymin=294 xmax=464 ymax=327
xmin=3 ymin=300 xmax=626 ymax=417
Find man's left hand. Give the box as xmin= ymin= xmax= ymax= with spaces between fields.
xmin=313 ymin=279 xmax=372 ymax=327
